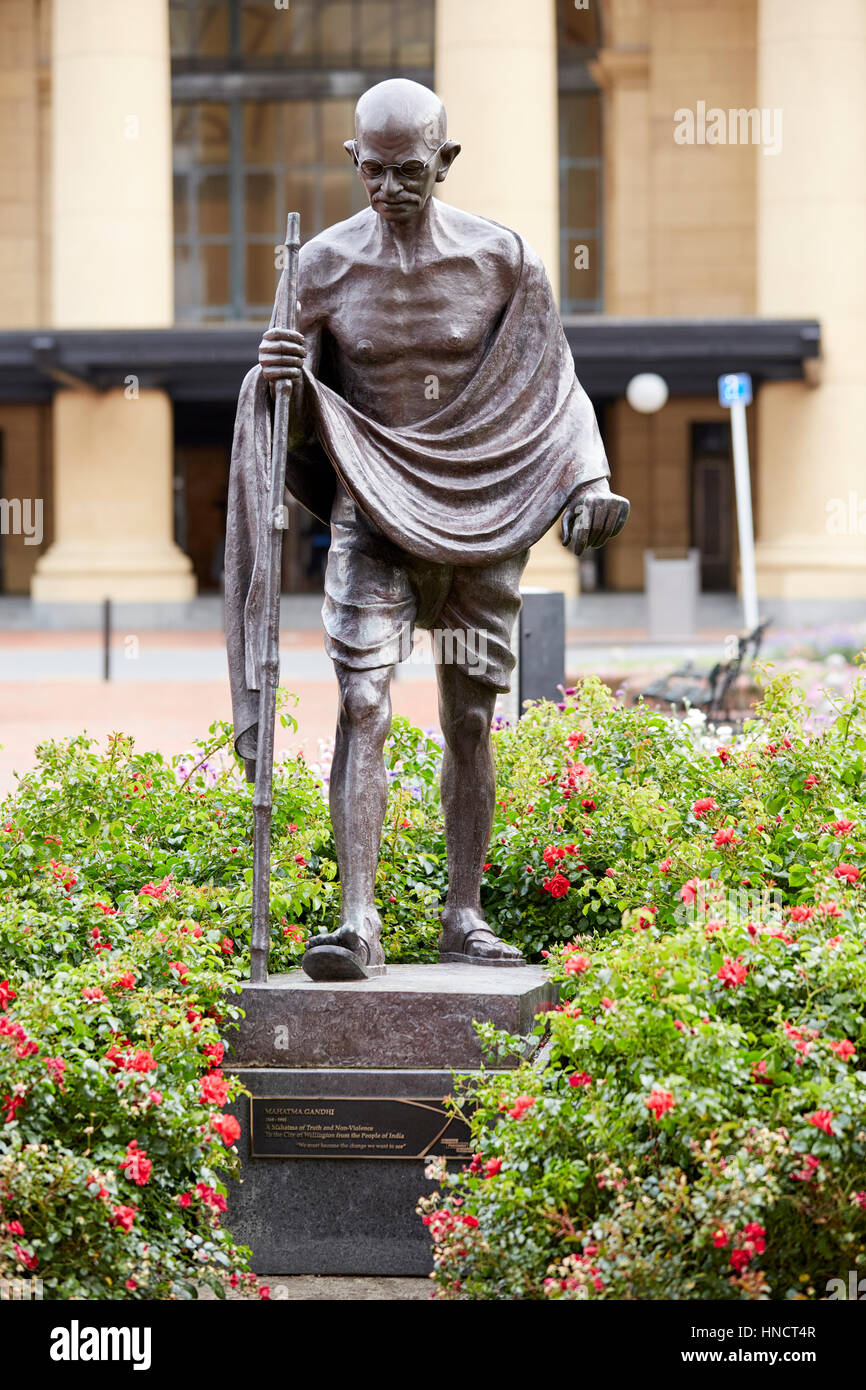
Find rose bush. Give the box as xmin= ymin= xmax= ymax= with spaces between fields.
xmin=419 ymin=892 xmax=866 ymax=1299
xmin=0 ymin=713 xmax=329 ymax=1298
xmin=415 ymin=666 xmax=866 ymax=1299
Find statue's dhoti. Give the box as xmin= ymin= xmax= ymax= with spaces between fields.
xmin=323 ymin=480 xmax=527 ymax=692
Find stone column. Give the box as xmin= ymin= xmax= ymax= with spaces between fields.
xmin=753 ymin=0 xmax=866 ymax=601
xmin=436 ymin=0 xmax=575 ymax=593
xmin=435 ymin=0 xmax=559 ymax=287
xmin=32 ymin=0 xmax=194 ymax=601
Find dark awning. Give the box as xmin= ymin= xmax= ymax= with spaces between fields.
xmin=0 ymin=317 xmax=820 ymax=405
xmin=562 ymin=316 xmax=821 ymax=396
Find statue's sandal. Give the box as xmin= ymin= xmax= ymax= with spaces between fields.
xmin=302 ymin=926 xmax=387 ymax=982
xmin=439 ymin=927 xmax=526 ymax=968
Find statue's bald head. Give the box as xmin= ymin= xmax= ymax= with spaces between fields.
xmin=347 ymin=79 xmax=459 ymax=223
xmin=355 ymin=79 xmax=447 ymax=152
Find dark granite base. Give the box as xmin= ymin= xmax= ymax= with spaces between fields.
xmin=226 ymin=1069 xmax=459 ymax=1275
xmin=232 ymin=963 xmax=556 ymax=1068
xmin=225 ymin=965 xmax=557 ymax=1275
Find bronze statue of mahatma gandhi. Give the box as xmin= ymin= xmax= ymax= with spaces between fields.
xmin=225 ymin=78 xmax=629 ymax=982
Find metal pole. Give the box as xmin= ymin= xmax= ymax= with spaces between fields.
xmin=102 ymin=597 xmax=111 ymax=682
xmin=250 ymin=213 xmax=301 ymax=985
xmin=729 ymin=399 xmax=759 ymax=632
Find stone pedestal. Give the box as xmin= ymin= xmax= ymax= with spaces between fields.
xmin=226 ymin=964 xmax=556 ymax=1275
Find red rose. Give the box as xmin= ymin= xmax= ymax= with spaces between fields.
xmin=507 ymin=1095 xmax=536 ymax=1121
xmin=713 ymin=827 xmax=738 ymax=847
xmin=741 ymin=1222 xmax=766 ymax=1254
xmin=109 ymin=1205 xmax=137 ymax=1232
xmin=212 ymin=1113 xmax=242 ymax=1146
xmin=119 ymin=1141 xmax=153 ymax=1186
xmin=563 ymin=953 xmax=590 ymax=976
xmin=127 ymin=1050 xmax=157 ymax=1073
xmin=679 ymin=878 xmax=701 ymax=905
xmin=44 ymin=1057 xmax=67 ymax=1089
xmin=200 ymin=1071 xmax=230 ymax=1106
xmin=645 ymin=1087 xmax=675 ymax=1120
xmin=834 ymin=863 xmax=860 ymax=884
xmin=543 ymin=873 xmax=571 ymax=899
xmin=717 ymin=956 xmax=748 ymax=989
xmin=807 ymin=1109 xmax=835 ymax=1136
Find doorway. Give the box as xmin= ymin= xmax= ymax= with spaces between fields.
xmin=690 ymin=422 xmax=734 ymax=591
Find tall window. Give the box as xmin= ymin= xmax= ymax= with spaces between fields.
xmin=170 ymin=0 xmax=434 ymax=321
xmin=557 ymin=0 xmax=603 ymax=314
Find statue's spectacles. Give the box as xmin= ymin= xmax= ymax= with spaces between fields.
xmin=350 ymin=141 xmax=447 ymax=180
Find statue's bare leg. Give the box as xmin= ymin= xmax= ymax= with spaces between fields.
xmin=436 ymin=661 xmax=524 ymax=965
xmin=303 ymin=661 xmax=392 ymax=978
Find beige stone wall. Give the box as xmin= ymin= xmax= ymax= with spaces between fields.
xmin=0 ymin=0 xmax=50 ymax=329
xmin=647 ymin=0 xmax=757 ymax=316
xmin=51 ymin=0 xmax=173 ymax=328
xmin=753 ymin=0 xmax=866 ymax=599
xmin=597 ymin=0 xmax=757 ymax=317
xmin=436 ymin=0 xmax=559 ymax=291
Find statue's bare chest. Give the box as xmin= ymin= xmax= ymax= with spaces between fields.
xmin=326 ymin=257 xmax=506 ymax=368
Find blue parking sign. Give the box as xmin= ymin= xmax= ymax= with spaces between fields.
xmin=718 ymin=372 xmax=753 ymax=408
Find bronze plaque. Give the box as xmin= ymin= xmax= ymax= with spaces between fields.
xmin=250 ymin=1096 xmax=472 ymax=1160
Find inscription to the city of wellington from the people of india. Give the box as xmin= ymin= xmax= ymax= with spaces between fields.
xmin=249 ymin=1097 xmax=472 ymax=1160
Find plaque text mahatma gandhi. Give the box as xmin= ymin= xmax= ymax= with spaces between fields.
xmin=249 ymin=1097 xmax=472 ymax=1160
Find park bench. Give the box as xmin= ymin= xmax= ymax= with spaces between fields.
xmin=640 ymin=618 xmax=771 ymax=720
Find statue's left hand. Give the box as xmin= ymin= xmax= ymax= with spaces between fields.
xmin=560 ymin=479 xmax=630 ymax=555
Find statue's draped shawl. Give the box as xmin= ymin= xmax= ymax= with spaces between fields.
xmin=225 ymin=232 xmax=608 ymax=765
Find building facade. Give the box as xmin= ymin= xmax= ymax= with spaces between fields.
xmin=0 ymin=0 xmax=863 ymax=610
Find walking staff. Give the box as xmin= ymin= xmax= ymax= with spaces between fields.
xmin=251 ymin=212 xmax=301 ymax=984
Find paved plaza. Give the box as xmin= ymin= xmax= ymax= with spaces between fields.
xmin=0 ymin=592 xmax=760 ymax=798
